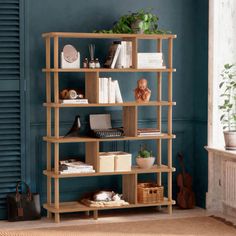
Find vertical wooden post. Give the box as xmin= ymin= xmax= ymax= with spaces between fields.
xmin=157 ymin=39 xmax=163 ymax=188
xmin=93 ymin=210 xmax=98 ymax=220
xmin=54 ymin=143 xmax=60 ymax=223
xmin=123 ymin=106 xmax=138 ymax=136
xmin=85 ymin=72 xmax=99 ymax=103
xmin=46 ymin=36 xmax=52 ymax=219
xmin=53 ymin=36 xmax=60 ymax=222
xmin=131 ymin=38 xmax=138 ymax=69
xmin=167 ymin=38 xmax=173 ymax=214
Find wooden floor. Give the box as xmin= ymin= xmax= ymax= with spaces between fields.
xmin=0 ymin=207 xmax=208 ymax=230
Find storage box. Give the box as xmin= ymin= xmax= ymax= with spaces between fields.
xmin=98 ymin=152 xmax=114 ymax=172
xmin=137 ymin=183 xmax=164 ymax=204
xmin=113 ymin=152 xmax=132 ymax=172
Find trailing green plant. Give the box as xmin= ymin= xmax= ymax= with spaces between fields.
xmin=218 ymin=63 xmax=236 ymax=131
xmin=94 ymin=9 xmax=170 ymax=34
xmin=138 ymin=144 xmax=153 ymax=158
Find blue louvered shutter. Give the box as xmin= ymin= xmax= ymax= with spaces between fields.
xmin=0 ymin=0 xmax=23 ymax=219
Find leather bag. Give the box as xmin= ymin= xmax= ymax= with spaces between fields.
xmin=7 ymin=181 xmax=41 ymax=221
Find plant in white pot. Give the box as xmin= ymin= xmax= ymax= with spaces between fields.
xmin=219 ymin=63 xmax=236 ymax=150
xmin=136 ymin=145 xmax=155 ymax=169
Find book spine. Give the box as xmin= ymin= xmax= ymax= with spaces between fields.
xmin=61 ymin=99 xmax=88 ymax=104
xmin=127 ymin=41 xmax=132 ymax=68
xmin=103 ymin=77 xmax=108 ymax=103
xmin=121 ymin=41 xmax=125 ymax=68
xmin=99 ymin=78 xmax=103 ymax=103
xmin=115 ymin=41 xmax=122 ymax=68
xmin=111 ymin=44 xmax=121 ymax=68
xmin=114 ymin=80 xmax=123 ymax=103
xmin=108 ymin=77 xmax=113 ymax=103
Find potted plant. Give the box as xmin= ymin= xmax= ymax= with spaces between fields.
xmin=219 ymin=63 xmax=236 ymax=150
xmin=95 ymin=9 xmax=169 ymax=34
xmin=136 ymin=145 xmax=155 ymax=169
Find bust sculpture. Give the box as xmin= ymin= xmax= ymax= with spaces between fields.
xmin=134 ymin=78 xmax=151 ymax=102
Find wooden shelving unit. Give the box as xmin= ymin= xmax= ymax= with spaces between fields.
xmin=42 ymin=32 xmax=176 ymax=223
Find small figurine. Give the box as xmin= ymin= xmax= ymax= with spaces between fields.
xmin=83 ymin=58 xmax=89 ymax=68
xmin=60 ymin=89 xmax=84 ymax=100
xmin=64 ymin=115 xmax=81 ymax=137
xmin=95 ymin=58 xmax=101 ymax=68
xmin=134 ymin=78 xmax=151 ymax=102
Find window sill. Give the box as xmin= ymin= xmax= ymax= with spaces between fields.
xmin=205 ymin=146 xmax=236 ymax=160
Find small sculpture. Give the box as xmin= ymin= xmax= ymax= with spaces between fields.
xmin=60 ymin=89 xmax=84 ymax=100
xmin=134 ymin=78 xmax=151 ymax=102
xmin=64 ymin=115 xmax=81 ymax=137
xmin=61 ymin=44 xmax=80 ymax=69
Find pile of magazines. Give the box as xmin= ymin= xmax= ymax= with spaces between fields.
xmin=59 ymin=159 xmax=95 ymax=174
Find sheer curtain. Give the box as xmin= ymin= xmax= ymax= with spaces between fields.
xmin=208 ymin=0 xmax=236 ymax=148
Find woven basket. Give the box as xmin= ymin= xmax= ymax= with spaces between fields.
xmin=137 ymin=183 xmax=164 ymax=204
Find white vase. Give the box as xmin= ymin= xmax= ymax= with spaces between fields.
xmin=136 ymin=157 xmax=155 ymax=169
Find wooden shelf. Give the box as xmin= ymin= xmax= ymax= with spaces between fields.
xmin=43 ymin=101 xmax=176 ymax=108
xmin=43 ymin=165 xmax=175 ymax=178
xmin=43 ymin=134 xmax=176 ymax=143
xmin=42 ymin=68 xmax=176 ymax=73
xmin=43 ymin=198 xmax=176 ymax=213
xmin=42 ymin=32 xmax=177 ymax=40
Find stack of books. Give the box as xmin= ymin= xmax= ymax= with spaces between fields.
xmin=137 ymin=53 xmax=166 ymax=69
xmin=59 ymin=159 xmax=95 ymax=174
xmin=137 ymin=128 xmax=163 ymax=137
xmin=104 ymin=41 xmax=132 ymax=69
xmin=99 ymin=77 xmax=123 ymax=103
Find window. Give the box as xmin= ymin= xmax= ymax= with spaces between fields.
xmin=208 ymin=0 xmax=236 ymax=148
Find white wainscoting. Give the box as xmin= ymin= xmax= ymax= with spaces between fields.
xmin=205 ymin=147 xmax=236 ymax=217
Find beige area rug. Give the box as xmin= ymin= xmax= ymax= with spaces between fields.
xmin=0 ymin=216 xmax=236 ymax=236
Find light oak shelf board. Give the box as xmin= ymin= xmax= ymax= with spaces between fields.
xmin=43 ymin=165 xmax=176 ymax=178
xmin=43 ymin=134 xmax=176 ymax=143
xmin=42 ymin=68 xmax=176 ymax=73
xmin=42 ymin=32 xmax=177 ymax=40
xmin=43 ymin=198 xmax=176 ymax=213
xmin=43 ymin=101 xmax=176 ymax=108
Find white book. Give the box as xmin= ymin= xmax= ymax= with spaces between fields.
xmin=138 ymin=53 xmax=163 ymax=59
xmin=60 ymin=169 xmax=95 ymax=174
xmin=121 ymin=41 xmax=127 ymax=68
xmin=60 ymin=99 xmax=88 ymax=104
xmin=103 ymin=77 xmax=109 ymax=103
xmin=108 ymin=77 xmax=115 ymax=103
xmin=111 ymin=44 xmax=121 ymax=69
xmin=113 ymin=80 xmax=123 ymax=103
xmin=99 ymin=78 xmax=104 ymax=103
xmin=127 ymin=41 xmax=132 ymax=68
xmin=138 ymin=59 xmax=163 ymax=64
xmin=115 ymin=41 xmax=126 ymax=68
xmin=137 ymin=133 xmax=164 ymax=136
xmin=138 ymin=64 xmax=166 ymax=69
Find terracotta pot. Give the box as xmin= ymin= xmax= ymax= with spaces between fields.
xmin=224 ymin=131 xmax=236 ymax=150
xmin=136 ymin=157 xmax=155 ymax=169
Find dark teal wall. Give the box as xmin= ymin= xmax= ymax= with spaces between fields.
xmin=193 ymin=0 xmax=208 ymax=208
xmin=26 ymin=0 xmax=208 ymax=207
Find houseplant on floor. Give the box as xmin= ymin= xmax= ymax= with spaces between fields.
xmin=219 ymin=63 xmax=236 ymax=150
xmin=136 ymin=145 xmax=155 ymax=169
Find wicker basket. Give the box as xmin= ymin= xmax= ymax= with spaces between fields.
xmin=137 ymin=183 xmax=164 ymax=204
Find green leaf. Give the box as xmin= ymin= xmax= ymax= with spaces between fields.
xmin=219 ymin=82 xmax=224 ymax=88
xmin=220 ymin=114 xmax=225 ymax=121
